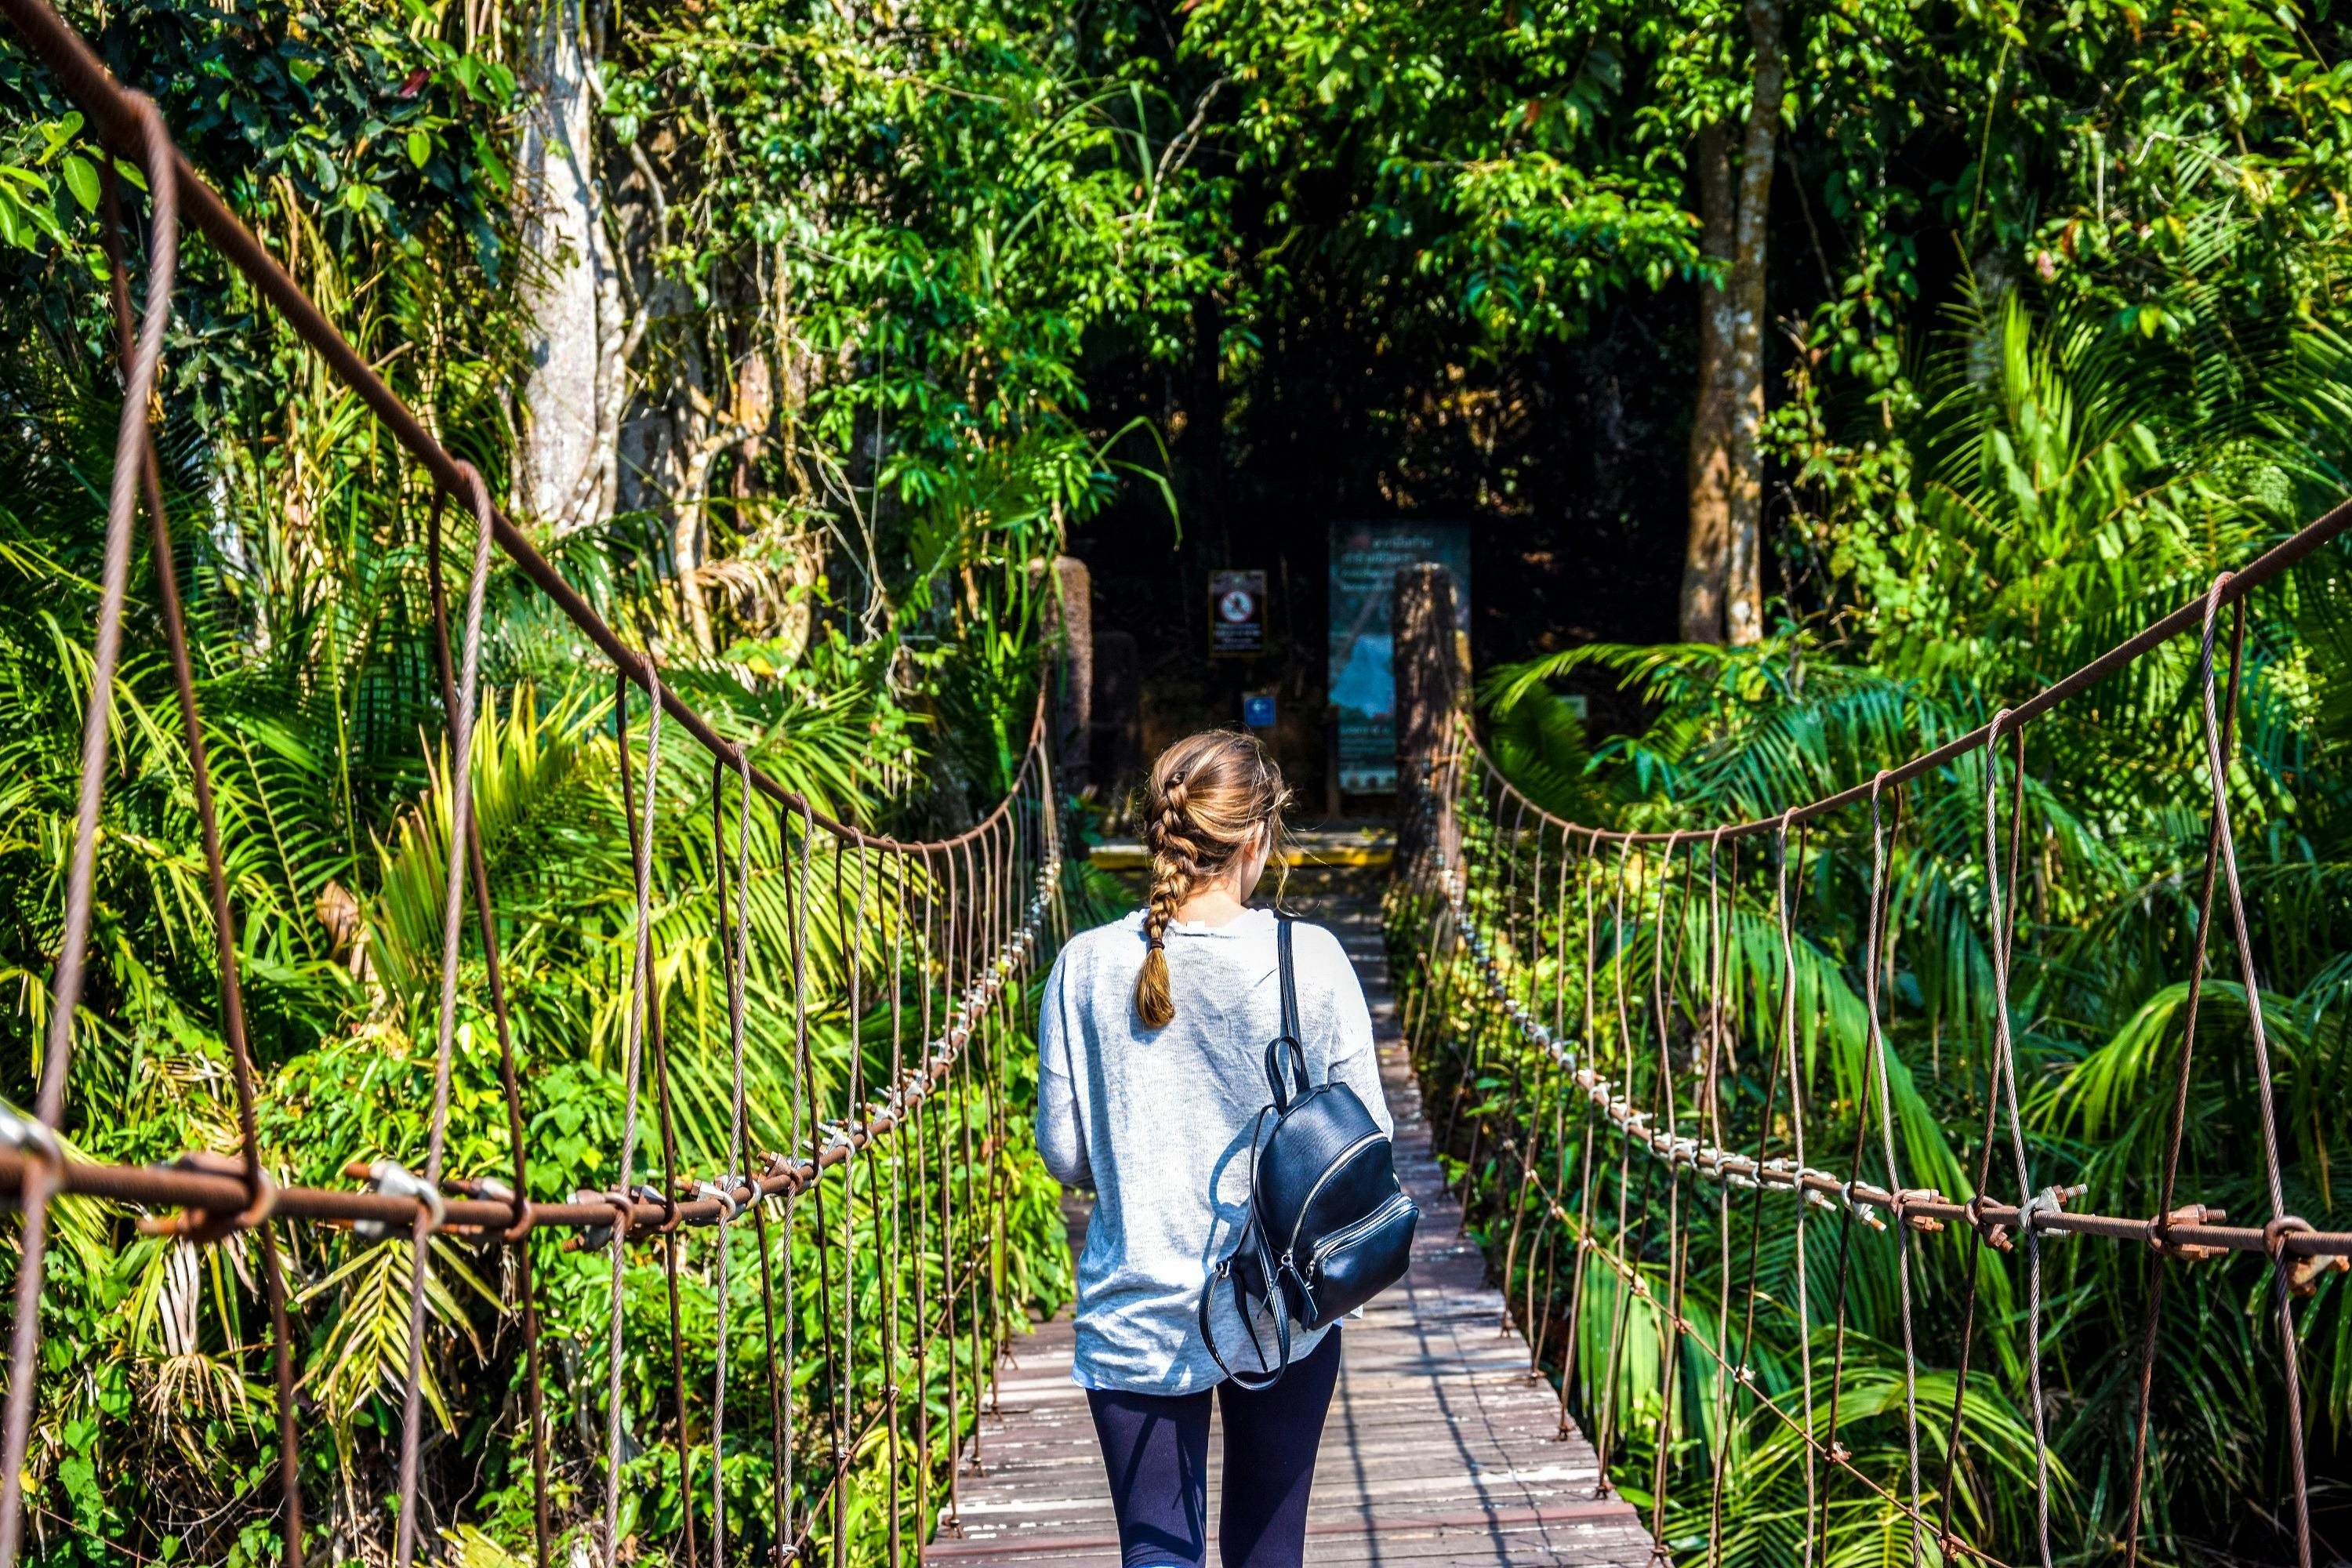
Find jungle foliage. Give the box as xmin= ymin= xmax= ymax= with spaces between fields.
xmin=1439 ymin=294 xmax=2352 ymax=1562
xmin=3 ymin=0 xmax=2352 ymax=1560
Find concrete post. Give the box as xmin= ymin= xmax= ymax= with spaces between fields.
xmin=1392 ymin=563 xmax=1462 ymax=878
xmin=1047 ymin=555 xmax=1092 ymax=800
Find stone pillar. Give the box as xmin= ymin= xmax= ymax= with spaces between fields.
xmin=1047 ymin=555 xmax=1092 ymax=800
xmin=1392 ymin=563 xmax=1462 ymax=879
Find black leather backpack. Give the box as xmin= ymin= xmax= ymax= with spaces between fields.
xmin=1198 ymin=915 xmax=1420 ymax=1388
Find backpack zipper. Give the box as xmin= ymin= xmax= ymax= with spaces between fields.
xmin=1305 ymin=1191 xmax=1415 ymax=1278
xmin=1282 ymin=1131 xmax=1387 ymax=1262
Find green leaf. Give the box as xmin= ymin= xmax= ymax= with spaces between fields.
xmin=60 ymin=153 xmax=99 ymax=212
xmin=406 ymin=128 xmax=431 ymax=168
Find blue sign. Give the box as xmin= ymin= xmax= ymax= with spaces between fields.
xmin=1243 ymin=693 xmax=1277 ymax=729
xmin=1328 ymin=522 xmax=1471 ymax=791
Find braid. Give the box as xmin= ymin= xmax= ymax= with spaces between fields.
xmin=1131 ymin=735 xmax=1288 ymax=1029
xmin=1137 ymin=775 xmax=1192 ymax=1025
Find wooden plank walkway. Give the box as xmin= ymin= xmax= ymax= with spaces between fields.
xmin=927 ymin=891 xmax=1649 ymax=1566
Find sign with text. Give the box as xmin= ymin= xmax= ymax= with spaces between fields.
xmin=1209 ymin=570 xmax=1267 ymax=657
xmin=1243 ymin=692 xmax=1277 ymax=729
xmin=1327 ymin=522 xmax=1471 ymax=793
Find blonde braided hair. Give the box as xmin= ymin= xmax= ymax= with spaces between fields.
xmin=1135 ymin=731 xmax=1289 ymax=1027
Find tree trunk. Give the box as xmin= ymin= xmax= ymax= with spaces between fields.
xmin=517 ymin=0 xmax=609 ymax=534
xmin=1679 ymin=123 xmax=1736 ymax=644
xmin=1723 ymin=0 xmax=1784 ymax=647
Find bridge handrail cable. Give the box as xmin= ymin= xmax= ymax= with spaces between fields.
xmin=1410 ymin=548 xmax=2344 ymax=1568
xmin=0 ymin=9 xmax=1070 ymax=1568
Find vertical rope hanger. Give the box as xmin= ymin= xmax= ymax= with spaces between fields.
xmin=977 ymin=823 xmax=1011 ymax=1415
xmin=1694 ymin=829 xmax=1730 ymax=1568
xmin=647 ymin=909 xmax=700 ymax=1568
xmin=1864 ymin=777 xmax=1926 ymax=1566
xmin=1708 ymin=816 xmax=1803 ymax=1546
xmin=1525 ymin=823 xmax=1577 ymax=1380
xmin=1929 ymin=721 xmax=2027 ymax=1561
xmin=1698 ymin=831 xmax=1733 ymax=1566
xmin=1555 ymin=828 xmax=1605 ymax=1442
xmin=708 ymin=750 xmax=756 ymax=1568
xmin=2187 ymin=574 xmax=2317 ymax=1568
xmin=1646 ymin=832 xmax=1691 ymax=1562
xmin=911 ymin=846 xmax=939 ymax=1547
xmin=783 ymin=804 xmax=815 ymax=1555
xmin=835 ymin=846 xmax=871 ymax=1568
xmin=0 ymin=96 xmax=174 ymax=1568
xmin=2119 ymin=583 xmax=2246 ymax=1568
xmin=935 ymin=840 xmax=967 ymax=1536
xmin=1652 ymin=826 xmax=1715 ymax=1559
xmin=95 ymin=156 xmax=306 ymax=1568
xmin=952 ymin=839 xmax=987 ymax=1467
xmin=884 ymin=848 xmax=909 ymax=1568
xmin=1457 ymin=771 xmax=1518 ymax=1167
xmin=1816 ymin=784 xmax=1905 ymax=1564
xmin=1450 ymin=783 xmax=1514 ymax=1210
xmin=1589 ymin=840 xmax=1639 ymax=1492
xmin=424 ymin=497 xmax=550 ymax=1568
xmin=1777 ymin=812 xmax=1817 ymax=1568
xmin=602 ymin=660 xmax=665 ymax=1568
xmin=1981 ymin=709 xmax=2057 ymax=1568
xmin=390 ymin=464 xmax=497 ymax=1568
xmin=1498 ymin=811 xmax=1546 ymax=1335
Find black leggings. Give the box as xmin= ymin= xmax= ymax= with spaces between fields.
xmin=1084 ymin=1328 xmax=1341 ymax=1568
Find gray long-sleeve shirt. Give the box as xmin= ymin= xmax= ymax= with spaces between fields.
xmin=1035 ymin=906 xmax=1390 ymax=1394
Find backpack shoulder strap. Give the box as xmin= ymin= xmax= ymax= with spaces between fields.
xmin=1277 ymin=912 xmax=1302 ymax=1044
xmin=1264 ymin=914 xmax=1311 ymax=1110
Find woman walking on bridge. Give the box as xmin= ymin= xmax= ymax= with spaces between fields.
xmin=1036 ymin=731 xmax=1395 ymax=1568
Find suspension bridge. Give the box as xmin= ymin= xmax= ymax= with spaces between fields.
xmin=3 ymin=2 xmax=2351 ymax=1566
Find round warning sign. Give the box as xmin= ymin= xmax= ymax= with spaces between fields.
xmin=1209 ymin=570 xmax=1267 ymax=656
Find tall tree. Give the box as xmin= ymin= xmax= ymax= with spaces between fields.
xmin=1681 ymin=122 xmax=1734 ymax=642
xmin=1679 ymin=0 xmax=1780 ymax=644
xmin=517 ymin=0 xmax=612 ymax=533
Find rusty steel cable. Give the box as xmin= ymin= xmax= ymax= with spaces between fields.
xmin=10 ymin=0 xmax=2350 ymax=1559
xmin=0 ymin=93 xmax=172 ymax=1568
xmin=2120 ymin=586 xmax=2246 ymax=1568
xmin=708 ymin=751 xmax=754 ymax=1568
xmin=1778 ymin=818 xmax=1820 ymax=1568
xmin=598 ymin=663 xmax=666 ymax=1566
xmin=1439 ymin=738 xmax=2352 ymax=1261
xmin=1436 ymin=818 xmax=2012 ymax=1566
xmin=1413 ymin=574 xmax=2351 ymax=1566
xmin=426 ymin=494 xmax=551 ymax=1568
xmin=100 ymin=160 xmax=306 ymax=1568
xmin=2192 ymin=572 xmax=2319 ymax=1568
xmin=390 ymin=464 xmax=496 ymax=1568
xmin=1976 ymin=708 xmax=2058 ymax=1568
xmin=0 ymin=49 xmax=1069 ymax=1557
xmin=1867 ymin=779 xmax=1926 ymax=1568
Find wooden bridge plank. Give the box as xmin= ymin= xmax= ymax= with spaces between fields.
xmin=927 ymin=892 xmax=1647 ymax=1566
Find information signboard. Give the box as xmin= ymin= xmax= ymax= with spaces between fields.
xmin=1209 ymin=570 xmax=1267 ymax=657
xmin=1327 ymin=522 xmax=1470 ymax=793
